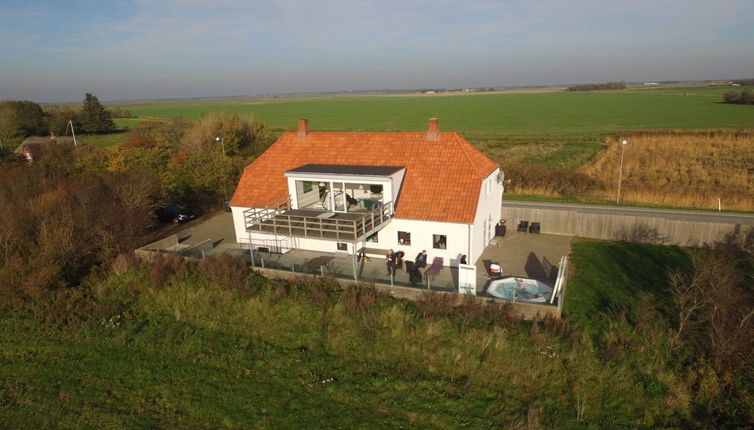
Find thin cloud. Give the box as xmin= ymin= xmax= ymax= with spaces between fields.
xmin=1 ymin=0 xmax=753 ymax=101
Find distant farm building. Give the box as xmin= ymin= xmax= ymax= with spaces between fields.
xmin=14 ymin=135 xmax=85 ymax=163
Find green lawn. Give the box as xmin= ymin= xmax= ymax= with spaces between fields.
xmin=0 ymin=315 xmax=487 ymax=429
xmin=79 ymin=132 xmax=129 ymax=148
xmin=565 ymin=240 xmax=693 ymax=335
xmin=119 ymin=85 xmax=754 ymax=135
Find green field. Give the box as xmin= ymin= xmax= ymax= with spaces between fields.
xmin=120 ymin=86 xmax=754 ymax=135
xmin=108 ymin=85 xmax=754 ymax=173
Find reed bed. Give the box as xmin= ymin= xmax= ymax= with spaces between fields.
xmin=580 ymin=130 xmax=754 ymax=210
xmin=506 ymin=130 xmax=754 ymax=211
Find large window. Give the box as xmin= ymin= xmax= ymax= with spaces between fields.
xmin=398 ymin=231 xmax=411 ymax=246
xmin=433 ymin=234 xmax=447 ymax=250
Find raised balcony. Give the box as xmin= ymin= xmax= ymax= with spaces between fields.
xmin=244 ymin=196 xmax=393 ymax=242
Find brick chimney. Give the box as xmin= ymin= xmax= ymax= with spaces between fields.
xmin=297 ymin=119 xmax=309 ymax=138
xmin=425 ymin=118 xmax=440 ymax=141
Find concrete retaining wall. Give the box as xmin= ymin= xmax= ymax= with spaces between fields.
xmin=502 ymin=205 xmax=753 ymax=247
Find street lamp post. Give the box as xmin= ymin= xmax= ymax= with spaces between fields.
xmin=215 ymin=136 xmax=226 ymax=157
xmin=616 ymin=139 xmax=628 ymax=204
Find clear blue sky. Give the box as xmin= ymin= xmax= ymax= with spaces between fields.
xmin=2 ymin=0 xmax=753 ymax=102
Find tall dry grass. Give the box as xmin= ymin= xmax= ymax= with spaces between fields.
xmin=580 ymin=130 xmax=754 ymax=210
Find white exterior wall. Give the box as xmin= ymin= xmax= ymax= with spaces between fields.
xmin=369 ymin=218 xmax=470 ymax=265
xmin=389 ymin=169 xmax=406 ymax=206
xmin=231 ymin=206 xmax=250 ymax=243
xmin=470 ymin=168 xmax=504 ymax=263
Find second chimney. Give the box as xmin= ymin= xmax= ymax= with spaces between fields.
xmin=425 ymin=118 xmax=440 ymax=141
xmin=297 ymin=119 xmax=309 ymax=138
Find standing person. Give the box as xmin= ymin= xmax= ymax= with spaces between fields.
xmin=386 ymin=249 xmax=395 ymax=276
xmin=414 ymin=250 xmax=428 ymax=269
xmin=394 ymin=250 xmax=405 ymax=270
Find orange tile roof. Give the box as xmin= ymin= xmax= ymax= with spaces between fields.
xmin=230 ymin=130 xmax=499 ymax=223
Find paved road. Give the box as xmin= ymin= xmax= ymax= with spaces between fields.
xmin=502 ymin=201 xmax=754 ymax=225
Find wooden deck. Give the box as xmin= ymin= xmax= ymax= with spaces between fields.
xmin=246 ymin=206 xmax=392 ymax=242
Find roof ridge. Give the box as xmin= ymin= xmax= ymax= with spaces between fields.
xmin=452 ymin=132 xmax=490 ymax=178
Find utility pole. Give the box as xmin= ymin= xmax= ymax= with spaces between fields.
xmin=616 ymin=139 xmax=628 ymax=204
xmin=216 ymin=136 xmax=226 ymax=157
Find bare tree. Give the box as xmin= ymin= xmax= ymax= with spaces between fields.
xmin=669 ymin=250 xmax=754 ymax=383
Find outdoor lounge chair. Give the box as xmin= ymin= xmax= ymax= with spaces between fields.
xmin=517 ymin=220 xmax=529 ymax=232
xmin=424 ymin=257 xmax=444 ymax=278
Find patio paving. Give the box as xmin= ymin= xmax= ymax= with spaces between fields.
xmin=475 ymin=230 xmax=573 ymax=295
xmin=141 ymin=212 xmax=573 ymax=295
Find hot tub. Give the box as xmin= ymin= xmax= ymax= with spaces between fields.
xmin=487 ymin=277 xmax=553 ymax=303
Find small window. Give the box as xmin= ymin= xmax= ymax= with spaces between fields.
xmin=398 ymin=231 xmax=411 ymax=245
xmin=302 ymin=181 xmax=313 ymax=193
xmin=366 ymin=232 xmax=378 ymax=243
xmin=433 ymin=234 xmax=447 ymax=250
xmin=337 ymin=242 xmax=348 ymax=251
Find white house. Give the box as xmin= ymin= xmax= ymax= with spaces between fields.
xmin=229 ymin=118 xmax=504 ymax=271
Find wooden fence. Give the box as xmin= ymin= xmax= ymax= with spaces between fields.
xmin=503 ymin=204 xmax=753 ymax=247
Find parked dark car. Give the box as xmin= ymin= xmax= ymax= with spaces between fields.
xmin=155 ymin=205 xmax=197 ymax=224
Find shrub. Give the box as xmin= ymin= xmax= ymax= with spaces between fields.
xmin=111 ymin=253 xmax=141 ymax=275
xmin=341 ymin=284 xmax=378 ymax=315
xmin=723 ymin=90 xmax=741 ymax=104
xmin=148 ymin=252 xmax=184 ymax=288
xmin=722 ymin=89 xmax=754 ymax=105
xmin=566 ymin=81 xmax=626 ymax=91
xmin=453 ymin=295 xmax=515 ymax=329
xmin=415 ymin=291 xmax=456 ymax=319
xmin=197 ymin=253 xmax=249 ymax=290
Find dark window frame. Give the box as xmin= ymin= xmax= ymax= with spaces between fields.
xmin=433 ymin=234 xmax=447 ymax=250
